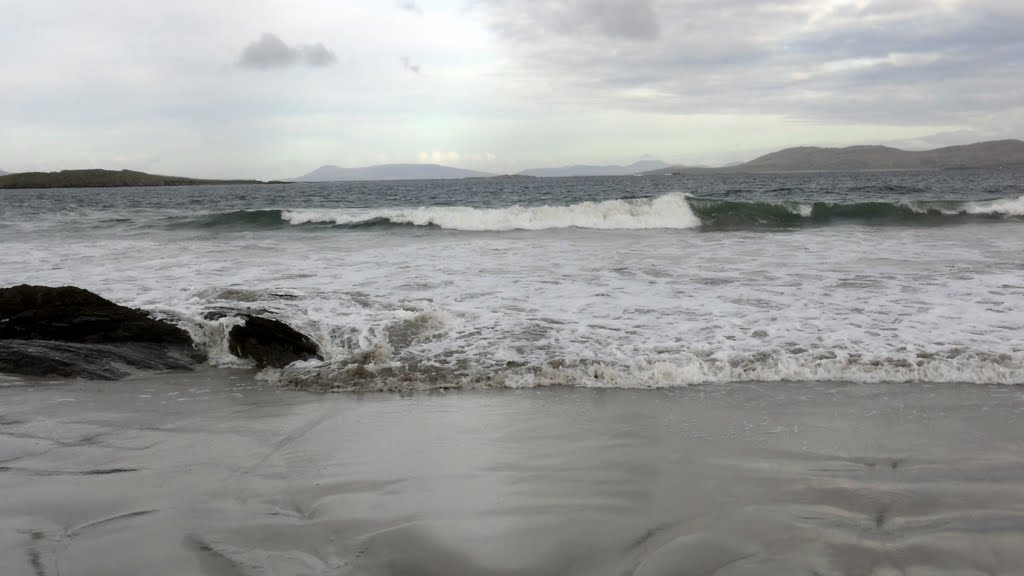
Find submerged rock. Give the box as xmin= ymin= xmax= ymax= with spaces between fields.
xmin=228 ymin=315 xmax=322 ymax=368
xmin=0 ymin=284 xmax=200 ymax=379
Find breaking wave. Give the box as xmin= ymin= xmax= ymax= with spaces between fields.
xmin=172 ymin=300 xmax=1024 ymax=393
xmin=283 ymin=193 xmax=702 ymax=230
xmin=259 ymin=348 xmax=1024 ymax=393
xmin=165 ymin=193 xmax=1024 ymax=232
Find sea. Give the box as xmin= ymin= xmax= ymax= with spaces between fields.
xmin=2 ymin=169 xmax=1023 ymax=390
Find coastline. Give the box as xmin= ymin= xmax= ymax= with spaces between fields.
xmin=2 ymin=369 xmax=1022 ymax=575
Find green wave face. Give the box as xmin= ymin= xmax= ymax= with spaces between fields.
xmin=166 ymin=209 xmax=286 ymax=229
xmin=688 ymin=199 xmax=806 ymax=228
xmin=690 ymin=197 xmax=1022 ymax=229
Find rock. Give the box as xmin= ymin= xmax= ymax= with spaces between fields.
xmin=0 ymin=284 xmax=192 ymax=345
xmin=202 ymin=307 xmax=273 ymax=322
xmin=228 ymin=316 xmax=322 ymax=368
xmin=0 ymin=285 xmax=201 ymax=380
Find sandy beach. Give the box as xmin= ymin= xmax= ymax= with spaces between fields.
xmin=1 ymin=370 xmax=1022 ymax=575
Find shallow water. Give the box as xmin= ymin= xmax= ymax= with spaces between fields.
xmin=1 ymin=371 xmax=1023 ymax=575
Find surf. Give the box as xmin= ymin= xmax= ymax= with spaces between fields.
xmin=159 ymin=193 xmax=1024 ymax=232
xmin=282 ymin=192 xmax=703 ymax=231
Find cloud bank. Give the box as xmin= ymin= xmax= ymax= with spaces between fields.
xmin=478 ymin=0 xmax=1024 ymax=126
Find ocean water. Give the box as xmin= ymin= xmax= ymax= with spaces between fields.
xmin=1 ymin=170 xmax=1023 ymax=390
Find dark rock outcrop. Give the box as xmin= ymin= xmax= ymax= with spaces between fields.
xmin=0 ymin=341 xmax=197 ymax=380
xmin=0 ymin=284 xmax=191 ymax=344
xmin=228 ymin=316 xmax=322 ymax=368
xmin=0 ymin=285 xmax=200 ymax=379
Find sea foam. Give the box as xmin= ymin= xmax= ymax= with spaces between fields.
xmin=964 ymin=195 xmax=1024 ymax=216
xmin=283 ymin=193 xmax=702 ymax=231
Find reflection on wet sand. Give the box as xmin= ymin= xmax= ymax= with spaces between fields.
xmin=1 ymin=370 xmax=1022 ymax=575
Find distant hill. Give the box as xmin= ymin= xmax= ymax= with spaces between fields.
xmin=738 ymin=140 xmax=1024 ymax=171
xmin=648 ymin=139 xmax=1024 ymax=174
xmin=0 ymin=170 xmax=7 ymax=176
xmin=294 ymin=164 xmax=493 ymax=182
xmin=518 ymin=160 xmax=669 ymax=177
xmin=0 ymin=169 xmax=265 ymax=189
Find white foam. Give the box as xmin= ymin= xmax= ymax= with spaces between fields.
xmin=260 ymin=349 xmax=1024 ymax=391
xmin=283 ymin=193 xmax=702 ymax=231
xmin=964 ymin=195 xmax=1024 ymax=216
xmin=3 ymin=199 xmax=1023 ymax=390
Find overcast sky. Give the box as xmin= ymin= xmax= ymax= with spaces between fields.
xmin=2 ymin=0 xmax=1022 ymax=178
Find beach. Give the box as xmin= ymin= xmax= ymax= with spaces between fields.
xmin=6 ymin=1 xmax=1024 ymax=572
xmin=2 ymin=370 xmax=1023 ymax=575
xmin=2 ymin=172 xmax=1023 ymax=574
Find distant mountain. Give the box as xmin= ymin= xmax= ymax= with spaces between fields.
xmin=738 ymin=140 xmax=1024 ymax=172
xmin=294 ymin=164 xmax=493 ymax=182
xmin=0 ymin=170 xmax=7 ymax=176
xmin=518 ymin=160 xmax=669 ymax=177
xmin=648 ymin=139 xmax=1024 ymax=174
xmin=0 ymin=169 xmax=264 ymax=189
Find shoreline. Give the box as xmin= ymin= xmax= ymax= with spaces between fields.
xmin=2 ymin=370 xmax=1022 ymax=575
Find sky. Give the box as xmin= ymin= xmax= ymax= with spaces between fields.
xmin=2 ymin=0 xmax=1023 ymax=179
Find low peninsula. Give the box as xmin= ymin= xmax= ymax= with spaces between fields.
xmin=0 ymin=169 xmax=273 ymax=189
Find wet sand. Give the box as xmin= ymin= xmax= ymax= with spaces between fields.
xmin=1 ymin=370 xmax=1023 ymax=575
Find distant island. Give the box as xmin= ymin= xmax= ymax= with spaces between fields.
xmin=0 ymin=169 xmax=268 ymax=189
xmin=294 ymin=163 xmax=493 ymax=182
xmin=647 ymin=139 xmax=1024 ymax=174
xmin=518 ymin=160 xmax=669 ymax=177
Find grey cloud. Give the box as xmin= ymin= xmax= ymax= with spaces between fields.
xmin=477 ymin=0 xmax=1024 ymax=126
xmin=401 ymin=56 xmax=421 ymax=74
xmin=397 ymin=0 xmax=422 ymax=14
xmin=238 ymin=33 xmax=337 ymax=69
xmin=490 ymin=0 xmax=659 ymax=41
xmin=301 ymin=43 xmax=338 ymax=67
xmin=580 ymin=0 xmax=659 ymax=40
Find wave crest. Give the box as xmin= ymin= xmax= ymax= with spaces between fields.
xmin=166 ymin=194 xmax=1024 ymax=232
xmin=283 ymin=193 xmax=702 ymax=231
